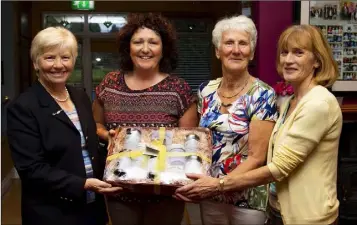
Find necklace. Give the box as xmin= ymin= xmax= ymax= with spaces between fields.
xmin=221 ymin=102 xmax=233 ymax=107
xmin=218 ymin=78 xmax=249 ymax=107
xmin=39 ymin=79 xmax=69 ymax=102
xmin=50 ymin=87 xmax=69 ymax=102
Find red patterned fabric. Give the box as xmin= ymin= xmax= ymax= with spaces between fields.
xmin=95 ymin=71 xmax=195 ymax=130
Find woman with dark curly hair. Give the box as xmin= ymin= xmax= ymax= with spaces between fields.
xmin=93 ymin=13 xmax=198 ymax=225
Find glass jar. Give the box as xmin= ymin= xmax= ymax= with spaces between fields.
xmin=184 ymin=134 xmax=200 ymax=153
xmin=184 ymin=155 xmax=203 ymax=174
xmin=124 ymin=128 xmax=141 ymax=150
xmin=167 ymin=144 xmax=186 ymax=173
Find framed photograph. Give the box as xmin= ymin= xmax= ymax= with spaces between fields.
xmin=301 ymin=1 xmax=357 ymax=91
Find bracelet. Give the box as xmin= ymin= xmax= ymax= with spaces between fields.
xmin=218 ymin=178 xmax=225 ymax=192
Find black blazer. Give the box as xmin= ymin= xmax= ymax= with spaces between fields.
xmin=7 ymin=80 xmax=107 ymax=225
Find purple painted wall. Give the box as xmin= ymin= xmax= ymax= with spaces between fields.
xmin=253 ymin=1 xmax=294 ymax=86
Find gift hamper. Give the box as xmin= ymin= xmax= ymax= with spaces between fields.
xmin=103 ymin=127 xmax=212 ymax=195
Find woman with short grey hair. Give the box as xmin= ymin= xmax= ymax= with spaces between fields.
xmin=175 ymin=15 xmax=278 ymax=225
xmin=7 ymin=27 xmax=120 ymax=225
xmin=212 ymin=15 xmax=258 ymax=53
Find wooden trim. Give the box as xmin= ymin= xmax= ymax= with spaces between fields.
xmin=341 ymin=104 xmax=357 ymax=113
xmin=332 ymin=81 xmax=357 ymax=92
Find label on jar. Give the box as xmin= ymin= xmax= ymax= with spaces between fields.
xmin=167 ymin=144 xmax=186 ymax=173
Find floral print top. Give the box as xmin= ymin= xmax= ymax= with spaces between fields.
xmin=198 ymin=78 xmax=278 ymax=211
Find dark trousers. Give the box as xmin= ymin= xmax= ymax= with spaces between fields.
xmin=265 ymin=205 xmax=284 ymax=225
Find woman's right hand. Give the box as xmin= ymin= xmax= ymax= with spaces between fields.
xmin=98 ymin=128 xmax=116 ymax=141
xmin=84 ymin=178 xmax=122 ymax=195
xmin=107 ymin=129 xmax=116 ymax=140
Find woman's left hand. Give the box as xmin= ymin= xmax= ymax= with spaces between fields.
xmin=173 ymin=173 xmax=220 ymax=202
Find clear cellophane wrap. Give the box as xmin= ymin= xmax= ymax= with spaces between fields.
xmin=103 ymin=127 xmax=212 ymax=196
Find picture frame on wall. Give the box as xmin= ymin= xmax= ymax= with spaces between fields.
xmin=301 ymin=1 xmax=357 ymax=91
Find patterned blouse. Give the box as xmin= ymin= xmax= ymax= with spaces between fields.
xmin=198 ymin=78 xmax=278 ymax=211
xmin=96 ymin=71 xmax=194 ymax=129
xmin=95 ymin=71 xmax=194 ymax=202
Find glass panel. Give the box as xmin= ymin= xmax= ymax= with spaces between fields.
xmin=89 ymin=14 xmax=127 ymax=33
xmin=309 ymin=1 xmax=357 ymax=81
xmin=67 ymin=43 xmax=83 ymax=88
xmin=91 ymin=52 xmax=119 ymax=97
xmin=175 ymin=33 xmax=211 ymax=92
xmin=171 ymin=18 xmax=208 ymax=32
xmin=242 ymin=1 xmax=252 ymax=18
xmin=43 ymin=14 xmax=84 ymax=33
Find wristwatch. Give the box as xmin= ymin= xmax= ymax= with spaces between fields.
xmin=218 ymin=178 xmax=225 ymax=192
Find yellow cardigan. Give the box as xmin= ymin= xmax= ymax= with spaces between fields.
xmin=267 ymin=85 xmax=342 ymax=225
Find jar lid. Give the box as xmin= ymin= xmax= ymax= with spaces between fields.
xmin=126 ymin=128 xmax=141 ymax=135
xmin=186 ymin=155 xmax=202 ymax=162
xmin=185 ymin=134 xmax=200 ymax=141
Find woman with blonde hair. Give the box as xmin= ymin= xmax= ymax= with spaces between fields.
xmin=176 ymin=24 xmax=342 ymax=225
xmin=7 ymin=27 xmax=120 ymax=225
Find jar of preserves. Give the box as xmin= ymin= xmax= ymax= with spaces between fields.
xmin=184 ymin=134 xmax=200 ymax=153
xmin=184 ymin=155 xmax=203 ymax=174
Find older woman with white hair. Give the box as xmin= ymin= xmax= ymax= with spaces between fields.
xmin=7 ymin=27 xmax=120 ymax=225
xmin=175 ymin=15 xmax=278 ymax=224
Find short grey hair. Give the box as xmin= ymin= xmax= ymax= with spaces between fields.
xmin=212 ymin=15 xmax=257 ymax=52
xmin=30 ymin=27 xmax=78 ymax=64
